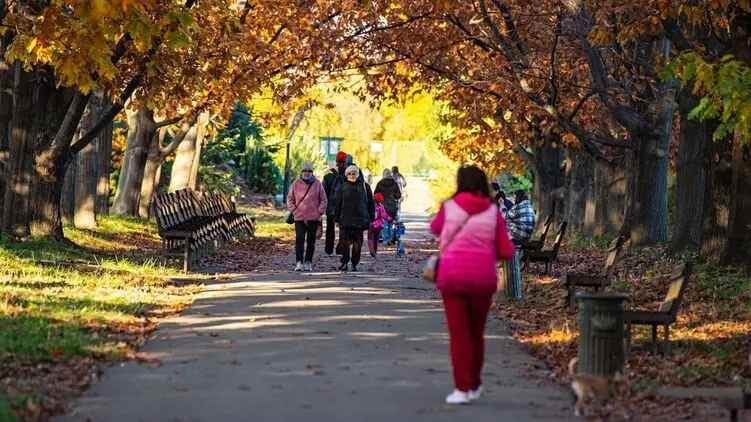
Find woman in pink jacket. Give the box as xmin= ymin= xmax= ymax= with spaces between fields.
xmin=287 ymin=162 xmax=327 ymax=272
xmin=429 ymin=165 xmax=514 ymax=405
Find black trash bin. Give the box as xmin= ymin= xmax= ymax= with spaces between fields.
xmin=576 ymin=292 xmax=628 ymax=376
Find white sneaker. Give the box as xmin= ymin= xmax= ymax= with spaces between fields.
xmin=303 ymin=262 xmax=312 ymax=272
xmin=468 ymin=385 xmax=483 ymax=401
xmin=445 ymin=389 xmax=470 ymax=405
xmin=294 ymin=262 xmax=303 ymax=272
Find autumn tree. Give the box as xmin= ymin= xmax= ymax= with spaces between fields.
xmin=0 ymin=0 xmax=362 ymax=235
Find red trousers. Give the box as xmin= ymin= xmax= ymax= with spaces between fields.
xmin=442 ymin=291 xmax=493 ymax=392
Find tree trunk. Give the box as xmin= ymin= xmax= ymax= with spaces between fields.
xmin=29 ymin=156 xmax=69 ymax=239
xmin=95 ymin=112 xmax=113 ymax=217
xmin=563 ymin=149 xmax=595 ymax=235
xmin=139 ymin=129 xmax=165 ymax=218
xmin=169 ymin=113 xmax=208 ymax=192
xmin=628 ymin=132 xmax=667 ymax=245
xmin=0 ymin=66 xmax=12 ymax=217
xmin=722 ymin=138 xmax=751 ymax=267
xmin=529 ymin=141 xmax=564 ymax=229
xmin=701 ymin=135 xmax=734 ymax=259
xmin=59 ymin=94 xmax=109 ymax=229
xmin=671 ymin=91 xmax=712 ymax=252
xmin=73 ymin=118 xmax=98 ymax=229
xmin=188 ymin=119 xmax=204 ymax=189
xmin=2 ymin=65 xmax=76 ymax=239
xmin=111 ymin=108 xmax=157 ymax=216
xmin=650 ymin=68 xmax=678 ymax=243
xmin=593 ymin=158 xmax=627 ymax=236
xmin=61 ymin=158 xmax=76 ymax=223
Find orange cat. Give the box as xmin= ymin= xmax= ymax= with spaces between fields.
xmin=569 ymin=357 xmax=613 ymax=417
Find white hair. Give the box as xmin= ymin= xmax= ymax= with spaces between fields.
xmin=345 ymin=165 xmax=359 ymax=176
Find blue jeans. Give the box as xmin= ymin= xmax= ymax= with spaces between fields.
xmin=381 ymin=220 xmax=393 ymax=243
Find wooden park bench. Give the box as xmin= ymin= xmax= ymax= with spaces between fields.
xmin=523 ymin=212 xmax=554 ymax=253
xmin=563 ymin=233 xmax=628 ymax=311
xmin=624 ymin=262 xmax=693 ymax=355
xmin=523 ymin=221 xmax=567 ymax=274
xmin=153 ymin=189 xmax=255 ymax=272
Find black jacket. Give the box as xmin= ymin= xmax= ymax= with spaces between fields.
xmin=323 ymin=169 xmax=342 ymax=217
xmin=374 ymin=177 xmax=402 ymax=218
xmin=335 ymin=180 xmax=375 ymax=230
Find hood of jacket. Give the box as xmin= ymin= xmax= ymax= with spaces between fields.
xmin=454 ymin=192 xmax=494 ymax=215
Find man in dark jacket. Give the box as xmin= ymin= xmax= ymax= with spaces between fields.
xmin=374 ymin=168 xmax=402 ymax=244
xmin=374 ymin=169 xmax=402 ymax=218
xmin=335 ymin=164 xmax=375 ymax=272
xmin=323 ymin=151 xmax=348 ymax=255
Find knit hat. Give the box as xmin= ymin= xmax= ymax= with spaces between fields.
xmin=301 ymin=162 xmax=314 ymax=172
xmin=374 ymin=192 xmax=385 ymax=203
xmin=345 ymin=165 xmax=359 ymax=176
xmin=335 ymin=151 xmax=347 ymax=162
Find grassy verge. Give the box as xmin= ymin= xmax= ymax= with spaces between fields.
xmin=499 ymin=244 xmax=750 ymax=420
xmin=0 ymin=216 xmax=198 ymax=420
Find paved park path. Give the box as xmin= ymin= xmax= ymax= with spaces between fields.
xmin=59 ymin=178 xmax=576 ymax=422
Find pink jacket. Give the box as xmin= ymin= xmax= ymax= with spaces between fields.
xmin=287 ymin=178 xmax=327 ymax=222
xmin=430 ymin=192 xmax=514 ymax=294
xmin=371 ymin=203 xmax=392 ymax=230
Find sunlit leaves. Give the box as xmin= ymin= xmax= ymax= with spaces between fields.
xmin=667 ymin=52 xmax=751 ymax=142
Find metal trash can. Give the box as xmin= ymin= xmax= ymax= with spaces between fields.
xmin=576 ymin=293 xmax=628 ymax=376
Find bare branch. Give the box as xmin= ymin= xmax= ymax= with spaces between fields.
xmin=155 ymin=115 xmax=184 ymax=128
xmin=567 ymin=90 xmax=595 ymax=121
xmin=477 ymin=0 xmax=523 ymax=70
xmin=51 ymin=93 xmax=90 ymax=157
xmin=490 ymin=0 xmax=527 ymax=56
xmin=159 ymin=119 xmax=195 ymax=157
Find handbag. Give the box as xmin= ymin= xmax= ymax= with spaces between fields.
xmin=422 ymin=212 xmax=473 ymax=283
xmin=286 ymin=182 xmax=314 ymax=224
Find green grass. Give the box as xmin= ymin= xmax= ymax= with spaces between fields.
xmin=693 ymin=257 xmax=751 ymax=305
xmin=0 ymin=395 xmax=16 ymax=422
xmin=564 ymin=231 xmax=616 ymax=251
xmin=239 ymin=205 xmax=294 ymax=240
xmin=0 ymin=216 xmax=194 ymax=364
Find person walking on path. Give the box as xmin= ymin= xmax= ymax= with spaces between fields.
xmin=367 ymin=192 xmax=392 ymax=257
xmin=287 ymin=162 xmax=327 ymax=272
xmin=429 ymin=165 xmax=515 ymax=405
xmin=323 ymin=151 xmax=348 ymax=255
xmin=335 ymin=165 xmax=375 ymax=272
xmin=392 ymin=166 xmax=407 ymax=215
xmin=392 ymin=166 xmax=407 ymax=193
xmin=503 ymin=190 xmax=536 ymax=299
xmin=374 ymin=168 xmax=402 ymax=244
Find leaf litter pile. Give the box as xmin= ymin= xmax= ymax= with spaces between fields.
xmin=497 ymin=244 xmax=751 ymax=421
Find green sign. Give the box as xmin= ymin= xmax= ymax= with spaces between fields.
xmin=320 ymin=136 xmax=343 ymax=162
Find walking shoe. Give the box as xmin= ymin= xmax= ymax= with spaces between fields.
xmin=351 ymin=265 xmax=358 ymax=272
xmin=303 ymin=262 xmax=313 ymax=272
xmin=445 ymin=389 xmax=470 ymax=405
xmin=468 ymin=385 xmax=483 ymax=401
xmin=338 ymin=263 xmax=348 ymax=272
xmin=294 ymin=262 xmax=303 ymax=272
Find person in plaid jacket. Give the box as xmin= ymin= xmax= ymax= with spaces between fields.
xmin=505 ymin=190 xmax=536 ymax=245
xmin=502 ymin=190 xmax=536 ymax=300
